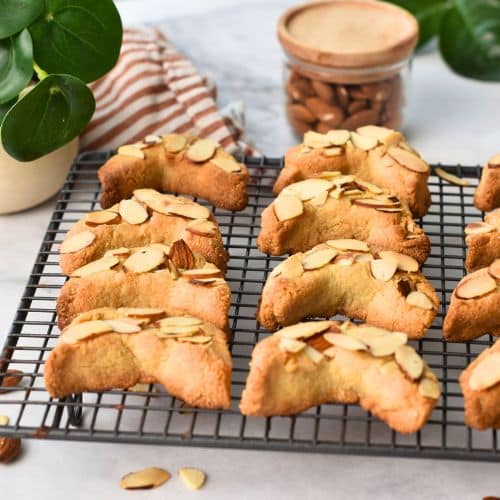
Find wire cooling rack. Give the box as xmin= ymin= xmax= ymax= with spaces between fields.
xmin=0 ymin=153 xmax=498 ymax=461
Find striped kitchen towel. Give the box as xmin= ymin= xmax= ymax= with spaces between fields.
xmin=80 ymin=27 xmax=256 ymax=156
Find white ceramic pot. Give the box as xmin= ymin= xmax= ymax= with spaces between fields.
xmin=0 ymin=138 xmax=79 ymax=214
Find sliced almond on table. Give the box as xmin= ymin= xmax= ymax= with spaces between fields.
xmin=106 ymin=319 xmax=142 ymax=334
xmin=309 ymin=190 xmax=329 ymax=207
xmin=303 ymin=131 xmax=332 ymax=149
xmin=468 ymin=353 xmax=500 ymax=391
xmin=406 ymin=291 xmax=434 ymax=310
xmin=326 ymin=129 xmax=350 ymax=146
xmin=284 ymin=179 xmax=333 ymax=201
xmin=177 ymin=335 xmax=212 ymax=344
xmin=163 ymin=134 xmax=187 ymax=153
xmin=387 ymin=147 xmax=429 ymax=174
xmin=302 ymin=248 xmax=337 ymax=271
xmin=324 ymin=333 xmax=367 ymax=351
xmin=274 ymin=194 xmax=303 ymax=222
xmin=119 ymin=199 xmax=149 ymax=225
xmin=62 ymin=320 xmax=113 ymax=344
xmin=124 ymin=247 xmax=165 ymax=273
xmin=186 ymin=139 xmax=218 ymax=162
xmin=60 ymin=231 xmax=96 ymax=254
xmin=120 ymin=467 xmax=171 ymax=490
xmin=395 ymin=345 xmax=424 ymax=380
xmin=278 ymin=321 xmax=332 ymax=340
xmin=85 ymin=210 xmax=119 ymax=226
xmin=186 ymin=218 xmax=217 ymax=237
xmin=368 ymin=332 xmax=407 ymax=357
xmin=418 ymin=378 xmax=441 ymax=399
xmin=356 ymin=125 xmax=402 ymax=146
xmin=456 ymin=272 xmax=497 ymax=299
xmin=279 ymin=337 xmax=306 ymax=353
xmin=350 ymin=131 xmax=378 ymax=151
xmin=304 ymin=345 xmax=324 ymax=364
xmin=326 ymin=239 xmax=369 ymax=252
xmin=378 ymin=251 xmax=419 ymax=272
xmin=125 ymin=308 xmax=166 ymax=321
xmin=322 ymin=146 xmax=343 ymax=157
xmin=71 ymin=255 xmax=119 ymax=277
xmin=178 ymin=468 xmax=206 ymax=490
xmin=117 ymin=145 xmax=145 ymax=159
xmin=166 ymin=203 xmax=210 ymax=220
xmin=434 ymin=167 xmax=470 ymax=187
xmin=211 ymin=157 xmax=242 ymax=173
xmin=370 ymin=258 xmax=398 ymax=282
xmin=465 ymin=221 xmax=496 ymax=235
xmin=169 ymin=240 xmax=195 ymax=270
xmin=488 ymin=259 xmax=500 ymax=280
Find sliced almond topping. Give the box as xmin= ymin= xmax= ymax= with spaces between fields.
xmin=395 ymin=344 xmax=424 ymax=380
xmin=356 ymin=125 xmax=402 ymax=146
xmin=71 ymin=255 xmax=119 ymax=277
xmin=418 ymin=378 xmax=441 ymax=400
xmin=144 ymin=134 xmax=162 ymax=144
xmin=303 ymin=131 xmax=332 ymax=149
xmin=302 ymin=248 xmax=337 ymax=271
xmin=211 ymin=156 xmax=242 ymax=173
xmin=370 ymin=258 xmax=398 ymax=282
xmin=177 ymin=335 xmax=212 ymax=344
xmin=163 ymin=134 xmax=187 ymax=153
xmin=274 ymin=194 xmax=303 ymax=222
xmin=354 ymin=252 xmax=374 ymax=263
xmin=181 ymin=268 xmax=223 ymax=279
xmin=60 ymin=231 xmax=96 ymax=254
xmin=325 ymin=129 xmax=350 ymax=146
xmin=160 ymin=324 xmax=200 ymax=337
xmin=334 ymin=252 xmax=356 ymax=266
xmin=309 ymin=190 xmax=329 ymax=207
xmin=322 ymin=146 xmax=343 ymax=157
xmin=133 ymin=188 xmax=163 ymax=204
xmin=377 ymin=207 xmax=403 ymax=213
xmin=85 ymin=210 xmax=119 ymax=226
xmin=434 ymin=167 xmax=470 ymax=187
xmin=331 ymin=174 xmax=355 ymax=186
xmin=299 ymin=146 xmax=311 ymax=154
xmin=104 ymin=247 xmax=131 ymax=257
xmin=354 ymin=179 xmax=384 ymax=194
xmin=119 ymin=199 xmax=149 ymax=225
xmin=312 ymin=170 xmax=342 ymax=180
xmin=350 ymin=131 xmax=378 ymax=151
xmin=488 ymin=153 xmax=500 ymax=168
xmin=178 ymin=468 xmax=206 ymax=491
xmin=352 ymin=198 xmax=400 ymax=210
xmin=469 ymin=352 xmax=500 ymax=391
xmin=117 ymin=145 xmax=145 ymax=159
xmin=304 ymin=345 xmax=324 ymax=364
xmin=186 ymin=139 xmax=218 ymax=163
xmin=406 ymin=291 xmax=434 ymax=310
xmin=278 ymin=255 xmax=304 ymax=279
xmin=455 ymin=272 xmax=497 ymax=299
xmin=345 ymin=325 xmax=391 ymax=343
xmin=284 ymin=178 xmax=333 ymax=201
xmin=166 ymin=203 xmax=210 ymax=220
xmin=161 ymin=316 xmax=203 ymax=328
xmin=279 ymin=337 xmax=307 ymax=354
xmin=387 ymin=146 xmax=429 ymax=174
xmin=278 ymin=321 xmax=332 ymax=340
xmin=124 ymin=247 xmax=165 ymax=273
xmin=465 ymin=221 xmax=496 ymax=235
xmin=324 ymin=333 xmax=367 ymax=351
xmin=120 ymin=467 xmax=171 ymax=490
xmin=380 ymin=360 xmax=400 ymax=375
xmin=186 ymin=219 xmax=217 ymax=237
xmin=169 ymin=240 xmax=195 ymax=270
xmin=378 ymin=251 xmax=419 ymax=272
xmin=369 ymin=332 xmax=407 ymax=357
xmin=62 ymin=320 xmax=113 ymax=344
xmin=326 ymin=239 xmax=369 ymax=252
xmin=125 ymin=308 xmax=166 ymax=321
xmin=488 ymin=259 xmax=500 ymax=280
xmin=106 ymin=319 xmax=142 ymax=334
xmin=148 ymin=243 xmax=171 ymax=255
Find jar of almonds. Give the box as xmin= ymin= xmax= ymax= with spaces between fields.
xmin=278 ymin=0 xmax=418 ymax=136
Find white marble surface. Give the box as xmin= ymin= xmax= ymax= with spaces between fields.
xmin=1 ymin=1 xmax=500 ymax=498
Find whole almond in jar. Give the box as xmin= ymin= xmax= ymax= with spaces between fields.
xmin=278 ymin=0 xmax=418 ymax=137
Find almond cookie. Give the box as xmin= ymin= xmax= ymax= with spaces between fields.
xmin=59 ymin=189 xmax=228 ymax=275
xmin=474 ymin=153 xmax=500 ymax=212
xmin=273 ymin=127 xmax=431 ymax=217
xmin=460 ymin=339 xmax=500 ymax=429
xmin=257 ymin=241 xmax=439 ymax=338
xmin=443 ymin=260 xmax=500 ymax=341
xmin=465 ymin=209 xmax=500 ymax=272
xmin=56 ymin=241 xmax=230 ymax=331
xmin=258 ymin=172 xmax=430 ymax=264
xmin=240 ymin=320 xmax=440 ymax=433
xmin=98 ymin=134 xmax=249 ymax=211
xmin=44 ymin=307 xmax=232 ymax=408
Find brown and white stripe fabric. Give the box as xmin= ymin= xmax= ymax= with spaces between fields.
xmin=80 ymin=28 xmax=256 ymax=156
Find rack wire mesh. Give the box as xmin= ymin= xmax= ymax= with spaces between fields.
xmin=0 ymin=152 xmax=498 ymax=461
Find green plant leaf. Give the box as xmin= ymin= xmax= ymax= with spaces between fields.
xmin=0 ymin=97 xmax=16 ymax=122
xmin=0 ymin=0 xmax=44 ymax=39
xmin=0 ymin=29 xmax=33 ymax=104
xmin=1 ymin=74 xmax=95 ymax=161
xmin=440 ymin=0 xmax=500 ymax=81
xmin=29 ymin=0 xmax=122 ymax=83
xmin=388 ymin=0 xmax=452 ymax=48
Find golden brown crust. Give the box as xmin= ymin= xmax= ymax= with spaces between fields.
xmin=240 ymin=321 xmax=439 ymax=433
xmin=44 ymin=308 xmax=232 ymax=409
xmin=474 ymin=161 xmax=500 ymax=212
xmin=257 ymin=244 xmax=439 ymax=339
xmin=259 ymin=174 xmax=430 ymax=264
xmin=274 ymin=132 xmax=431 ymax=217
xmin=465 ymin=209 xmax=500 ymax=272
xmin=460 ymin=340 xmax=500 ymax=430
xmin=98 ymin=135 xmax=249 ymax=211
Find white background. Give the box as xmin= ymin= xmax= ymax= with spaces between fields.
xmin=1 ymin=1 xmax=500 ymax=499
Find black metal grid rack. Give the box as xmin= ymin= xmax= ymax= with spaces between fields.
xmin=0 ymin=153 xmax=498 ymax=461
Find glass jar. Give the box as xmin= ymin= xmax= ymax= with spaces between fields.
xmin=278 ymin=0 xmax=418 ymax=137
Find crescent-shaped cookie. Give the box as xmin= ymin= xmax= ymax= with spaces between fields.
xmin=258 ymin=171 xmax=430 ymax=264
xmin=240 ymin=320 xmax=440 ymax=433
xmin=474 ymin=154 xmax=500 ymax=212
xmin=59 ymin=189 xmax=228 ymax=275
xmin=465 ymin=209 xmax=500 ymax=272
xmin=98 ymin=134 xmax=249 ymax=211
xmin=257 ymin=241 xmax=439 ymax=339
xmin=273 ymin=127 xmax=431 ymax=217
xmin=44 ymin=307 xmax=232 ymax=409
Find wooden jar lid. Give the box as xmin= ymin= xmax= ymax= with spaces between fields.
xmin=278 ymin=0 xmax=418 ymax=68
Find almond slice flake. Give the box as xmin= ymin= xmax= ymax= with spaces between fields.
xmin=160 ymin=324 xmax=200 ymax=336
xmin=378 ymin=251 xmax=419 ymax=272
xmin=468 ymin=353 xmax=500 ymax=391
xmin=369 ymin=332 xmax=407 ymax=357
xmin=488 ymin=259 xmax=500 ymax=280
xmin=334 ymin=253 xmax=356 ymax=266
xmin=144 ymin=134 xmax=162 ymax=144
xmin=302 ymin=248 xmax=337 ymax=271
xmin=119 ymin=199 xmax=149 ymax=225
xmin=125 ymin=308 xmax=166 ymax=321
xmin=104 ymin=247 xmax=131 ymax=257
xmin=465 ymin=221 xmax=496 ymax=235
xmin=380 ymin=360 xmax=400 ymax=375
xmin=106 ymin=319 xmax=142 ymax=334
xmin=322 ymin=146 xmax=343 ymax=157
xmin=0 ymin=415 xmax=9 ymax=426
xmin=274 ymin=194 xmax=303 ymax=222
xmin=279 ymin=337 xmax=306 ymax=353
xmin=345 ymin=325 xmax=391 ymax=343
xmin=304 ymin=345 xmax=324 ymax=364
xmin=181 ymin=268 xmax=223 ymax=279
xmin=350 ymin=131 xmax=378 ymax=151
xmin=309 ymin=190 xmax=329 ymax=207
xmin=406 ymin=291 xmax=434 ymax=310
xmin=163 ymin=134 xmax=187 ymax=153
xmin=488 ymin=153 xmax=500 ymax=168
xmin=278 ymin=321 xmax=332 ymax=340
xmin=148 ymin=243 xmax=171 ymax=255
xmin=303 ymin=131 xmax=332 ymax=149
xmin=352 ymin=198 xmax=400 ymax=209
xmin=178 ymin=468 xmax=206 ymax=490
xmin=395 ymin=345 xmax=424 ymax=380
xmin=186 ymin=139 xmax=218 ymax=163
xmin=124 ymin=247 xmax=165 ymax=273
xmin=117 ymin=145 xmax=145 ymax=159
xmin=120 ymin=467 xmax=171 ymax=490
xmin=377 ymin=207 xmax=403 ymax=213
xmin=85 ymin=210 xmax=119 ymax=226
xmin=456 ymin=272 xmax=497 ymax=299
xmin=284 ymin=178 xmax=333 ymax=201
xmin=370 ymin=258 xmax=398 ymax=282
xmin=354 ymin=179 xmax=384 ymax=194
xmin=211 ymin=157 xmax=242 ymax=173
xmin=312 ymin=170 xmax=342 ymax=180
xmin=161 ymin=316 xmax=203 ymax=328
xmin=133 ymin=188 xmax=163 ymax=204
xmin=356 ymin=125 xmax=402 ymax=146
xmin=276 ymin=255 xmax=304 ymax=279
xmin=166 ymin=203 xmax=210 ymax=220
xmin=387 ymin=147 xmax=429 ymax=174
xmin=325 ymin=129 xmax=350 ymax=146
xmin=177 ymin=335 xmax=212 ymax=344
xmin=71 ymin=255 xmax=119 ymax=277
xmin=60 ymin=231 xmax=96 ymax=254
xmin=418 ymin=378 xmax=441 ymax=399
xmin=324 ymin=333 xmax=367 ymax=351
xmin=326 ymin=239 xmax=369 ymax=252
xmin=186 ymin=219 xmax=217 ymax=237
xmin=434 ymin=167 xmax=470 ymax=187
xmin=62 ymin=320 xmax=113 ymax=344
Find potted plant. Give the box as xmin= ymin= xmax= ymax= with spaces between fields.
xmin=0 ymin=0 xmax=122 ymax=213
